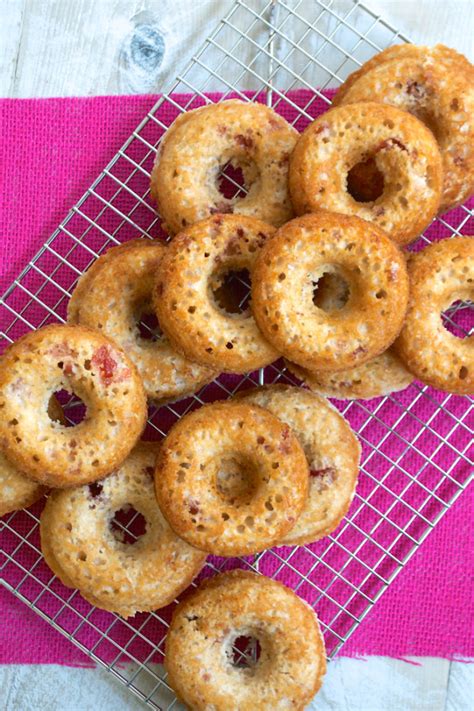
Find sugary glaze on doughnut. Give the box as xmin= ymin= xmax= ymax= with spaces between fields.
xmin=289 ymin=102 xmax=443 ymax=245
xmin=395 ymin=236 xmax=474 ymax=394
xmin=0 ymin=324 xmax=147 ymax=487
xmin=151 ymin=99 xmax=297 ymax=233
xmin=154 ymin=215 xmax=279 ymax=373
xmin=154 ymin=401 xmax=309 ymax=556
xmin=0 ymin=397 xmax=64 ymax=516
xmin=40 ymin=443 xmax=206 ymax=618
xmin=165 ymin=570 xmax=326 ymax=711
xmin=252 ymin=212 xmax=409 ymax=371
xmin=285 ymin=348 xmax=414 ymax=400
xmin=239 ymin=385 xmax=361 ymax=544
xmin=333 ymin=46 xmax=474 ymax=212
xmin=68 ymin=239 xmax=217 ymax=404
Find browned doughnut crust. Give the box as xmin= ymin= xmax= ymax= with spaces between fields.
xmin=0 ymin=324 xmax=147 ymax=488
xmin=154 ymin=215 xmax=279 ymax=373
xmin=154 ymin=401 xmax=309 ymax=556
xmin=285 ymin=348 xmax=414 ymax=400
xmin=238 ymin=386 xmax=361 ymax=544
xmin=0 ymin=397 xmax=65 ymax=516
xmin=333 ymin=44 xmax=474 ymax=107
xmin=252 ymin=212 xmax=409 ymax=372
xmin=165 ymin=570 xmax=326 ymax=711
xmin=150 ymin=99 xmax=297 ymax=234
xmin=395 ymin=236 xmax=474 ymax=394
xmin=40 ymin=443 xmax=207 ymax=618
xmin=289 ymin=102 xmax=443 ymax=245
xmin=333 ymin=47 xmax=474 ymax=212
xmin=68 ymin=239 xmax=217 ymax=404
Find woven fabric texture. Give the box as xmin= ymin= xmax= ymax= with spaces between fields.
xmin=0 ymin=94 xmax=472 ymax=666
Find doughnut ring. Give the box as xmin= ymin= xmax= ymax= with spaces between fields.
xmin=239 ymin=385 xmax=361 ymax=544
xmin=395 ymin=236 xmax=474 ymax=394
xmin=333 ymin=46 xmax=474 ymax=212
xmin=154 ymin=215 xmax=279 ymax=373
xmin=165 ymin=570 xmax=326 ymax=711
xmin=68 ymin=239 xmax=217 ymax=403
xmin=334 ymin=44 xmax=474 ymax=107
xmin=0 ymin=397 xmax=64 ymax=516
xmin=252 ymin=212 xmax=409 ymax=372
xmin=0 ymin=324 xmax=147 ymax=488
xmin=154 ymin=401 xmax=309 ymax=557
xmin=150 ymin=99 xmax=297 ymax=234
xmin=289 ymin=102 xmax=443 ymax=245
xmin=286 ymin=348 xmax=414 ymax=400
xmin=40 ymin=443 xmax=207 ymax=617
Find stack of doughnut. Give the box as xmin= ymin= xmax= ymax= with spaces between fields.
xmin=0 ymin=43 xmax=472 ymax=710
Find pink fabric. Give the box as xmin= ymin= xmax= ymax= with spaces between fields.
xmin=0 ymin=93 xmax=473 ymax=667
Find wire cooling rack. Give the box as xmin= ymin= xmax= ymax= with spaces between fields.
xmin=1 ymin=1 xmax=473 ymax=709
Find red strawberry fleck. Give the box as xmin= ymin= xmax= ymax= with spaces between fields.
xmin=279 ymin=426 xmax=292 ymax=454
xmin=235 ymin=133 xmax=254 ymax=149
xmin=91 ymin=346 xmax=128 ymax=386
xmin=188 ymin=498 xmax=200 ymax=516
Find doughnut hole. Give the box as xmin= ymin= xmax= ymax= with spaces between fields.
xmin=347 ymin=157 xmax=385 ymax=202
xmin=216 ymin=456 xmax=259 ymax=507
xmin=218 ymin=162 xmax=247 ymax=200
xmin=135 ymin=302 xmax=163 ymax=343
xmin=312 ymin=270 xmax=350 ymax=312
xmin=211 ymin=267 xmax=251 ymax=315
xmin=110 ymin=505 xmax=147 ymax=545
xmin=52 ymin=389 xmax=88 ymax=427
xmin=441 ymin=300 xmax=473 ymax=340
xmin=228 ymin=632 xmax=262 ymax=668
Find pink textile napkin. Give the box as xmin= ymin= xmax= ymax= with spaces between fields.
xmin=0 ymin=93 xmax=473 ymax=666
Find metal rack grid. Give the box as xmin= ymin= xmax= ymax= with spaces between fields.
xmin=1 ymin=0 xmax=473 ymax=708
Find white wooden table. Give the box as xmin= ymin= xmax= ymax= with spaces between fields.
xmin=1 ymin=1 xmax=473 ymax=709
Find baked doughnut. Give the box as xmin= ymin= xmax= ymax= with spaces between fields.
xmin=0 ymin=324 xmax=147 ymax=488
xmin=333 ymin=46 xmax=474 ymax=212
xmin=252 ymin=212 xmax=409 ymax=372
xmin=154 ymin=401 xmax=309 ymax=556
xmin=239 ymin=385 xmax=361 ymax=544
xmin=0 ymin=397 xmax=64 ymax=516
xmin=289 ymin=102 xmax=443 ymax=245
xmin=395 ymin=236 xmax=474 ymax=394
xmin=286 ymin=348 xmax=414 ymax=400
xmin=68 ymin=239 xmax=217 ymax=403
xmin=154 ymin=215 xmax=279 ymax=373
xmin=150 ymin=100 xmax=297 ymax=233
xmin=165 ymin=570 xmax=326 ymax=711
xmin=40 ymin=443 xmax=206 ymax=617
xmin=334 ymin=44 xmax=474 ymax=107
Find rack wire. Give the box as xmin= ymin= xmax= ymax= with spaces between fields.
xmin=1 ymin=1 xmax=473 ymax=709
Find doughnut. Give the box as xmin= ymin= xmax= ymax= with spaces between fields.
xmin=154 ymin=401 xmax=309 ymax=556
xmin=395 ymin=236 xmax=474 ymax=394
xmin=150 ymin=99 xmax=297 ymax=234
xmin=0 ymin=324 xmax=147 ymax=488
xmin=252 ymin=212 xmax=409 ymax=372
xmin=289 ymin=102 xmax=443 ymax=245
xmin=334 ymin=44 xmax=474 ymax=107
xmin=165 ymin=570 xmax=326 ymax=711
xmin=40 ymin=443 xmax=207 ymax=617
xmin=239 ymin=385 xmax=361 ymax=544
xmin=154 ymin=215 xmax=279 ymax=373
xmin=333 ymin=46 xmax=474 ymax=212
xmin=68 ymin=239 xmax=217 ymax=404
xmin=286 ymin=348 xmax=414 ymax=400
xmin=0 ymin=397 xmax=64 ymax=516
